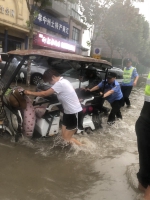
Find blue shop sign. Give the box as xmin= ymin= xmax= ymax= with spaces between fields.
xmin=34 ymin=10 xmax=69 ymax=37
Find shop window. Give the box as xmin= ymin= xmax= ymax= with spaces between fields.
xmin=16 ymin=43 xmax=21 ymax=50
xmin=72 ymin=27 xmax=80 ymax=43
xmin=7 ymin=40 xmax=21 ymax=51
xmin=0 ymin=40 xmax=2 ymax=53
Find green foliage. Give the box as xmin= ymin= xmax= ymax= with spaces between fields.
xmin=86 ymin=41 xmax=91 ymax=47
xmin=26 ymin=20 xmax=30 ymax=28
xmin=136 ymin=63 xmax=149 ymax=74
xmin=101 ymin=2 xmax=150 ymax=67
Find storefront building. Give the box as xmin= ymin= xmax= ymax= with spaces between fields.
xmin=0 ymin=0 xmax=29 ymax=53
xmin=33 ymin=1 xmax=87 ymax=55
xmin=0 ymin=0 xmax=87 ymax=55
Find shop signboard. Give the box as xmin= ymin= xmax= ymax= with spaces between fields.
xmin=0 ymin=5 xmax=15 ymax=17
xmin=34 ymin=10 xmax=69 ymax=38
xmin=33 ymin=32 xmax=76 ymax=53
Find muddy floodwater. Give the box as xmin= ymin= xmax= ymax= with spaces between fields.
xmin=0 ymin=86 xmax=145 ymax=200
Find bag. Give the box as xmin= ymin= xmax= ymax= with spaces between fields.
xmin=6 ymin=88 xmax=27 ymax=110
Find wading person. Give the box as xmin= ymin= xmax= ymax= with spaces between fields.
xmin=135 ymin=72 xmax=150 ymax=199
xmin=89 ymin=72 xmax=123 ymax=125
xmin=83 ymin=67 xmax=110 ymax=115
xmin=24 ymin=69 xmax=83 ymax=146
xmin=121 ymin=58 xmax=139 ymax=108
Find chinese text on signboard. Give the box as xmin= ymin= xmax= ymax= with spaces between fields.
xmin=33 ymin=33 xmax=76 ymax=53
xmin=34 ymin=10 xmax=69 ymax=38
xmin=0 ymin=5 xmax=15 ymax=17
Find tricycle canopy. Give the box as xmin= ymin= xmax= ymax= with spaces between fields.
xmin=0 ymin=49 xmax=112 ymax=95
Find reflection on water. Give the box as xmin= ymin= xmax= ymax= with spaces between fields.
xmin=0 ymin=87 xmax=145 ymax=200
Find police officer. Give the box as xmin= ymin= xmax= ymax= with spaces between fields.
xmin=84 ymin=67 xmax=110 ymax=115
xmin=135 ymin=73 xmax=150 ymax=199
xmin=89 ymin=71 xmax=123 ymax=125
xmin=121 ymin=58 xmax=139 ymax=107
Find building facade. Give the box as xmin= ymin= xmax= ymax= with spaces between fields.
xmin=0 ymin=0 xmax=87 ymax=55
xmin=33 ymin=0 xmax=87 ymax=54
xmin=0 ymin=0 xmax=29 ymax=52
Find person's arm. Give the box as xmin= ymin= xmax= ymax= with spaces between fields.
xmin=103 ymin=89 xmax=114 ymax=98
xmin=24 ymin=88 xmax=55 ymax=97
xmin=133 ymin=75 xmax=139 ymax=86
xmin=89 ymin=85 xmax=99 ymax=92
xmin=132 ymin=68 xmax=139 ymax=86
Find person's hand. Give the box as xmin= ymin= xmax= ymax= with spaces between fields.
xmin=99 ymin=92 xmax=104 ymax=98
xmin=79 ymin=76 xmax=83 ymax=82
xmin=133 ymin=81 xmax=137 ymax=87
xmin=86 ymin=88 xmax=91 ymax=92
xmin=24 ymin=90 xmax=30 ymax=95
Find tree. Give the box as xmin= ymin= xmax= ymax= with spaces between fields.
xmin=99 ymin=1 xmax=149 ymax=67
xmin=25 ymin=0 xmax=52 ymax=86
xmin=26 ymin=0 xmax=52 ymax=49
xmin=79 ymin=0 xmax=145 ymax=56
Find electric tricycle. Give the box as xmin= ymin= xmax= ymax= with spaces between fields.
xmin=0 ymin=49 xmax=112 ymax=141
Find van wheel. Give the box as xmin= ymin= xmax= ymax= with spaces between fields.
xmin=31 ymin=74 xmax=42 ymax=85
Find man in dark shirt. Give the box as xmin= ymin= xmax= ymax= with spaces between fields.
xmin=135 ymin=72 xmax=150 ymax=199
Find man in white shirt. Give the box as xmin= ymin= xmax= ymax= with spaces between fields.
xmin=24 ymin=69 xmax=83 ymax=146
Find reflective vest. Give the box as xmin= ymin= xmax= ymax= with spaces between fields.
xmin=145 ymin=72 xmax=150 ymax=102
xmin=123 ymin=67 xmax=135 ymax=83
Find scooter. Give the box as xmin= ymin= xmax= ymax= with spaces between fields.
xmin=35 ymin=84 xmax=103 ymax=135
xmin=0 ymin=85 xmax=103 ymax=141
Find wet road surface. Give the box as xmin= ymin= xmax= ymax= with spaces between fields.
xmin=0 ymin=85 xmax=145 ymax=200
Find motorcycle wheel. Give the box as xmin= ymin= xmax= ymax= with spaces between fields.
xmin=92 ymin=113 xmax=102 ymax=129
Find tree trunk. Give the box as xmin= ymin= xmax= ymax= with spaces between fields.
xmin=90 ymin=40 xmax=94 ymax=57
xmin=110 ymin=47 xmax=113 ymax=63
xmin=26 ymin=14 xmax=34 ymax=86
xmin=26 ymin=60 xmax=31 ymax=86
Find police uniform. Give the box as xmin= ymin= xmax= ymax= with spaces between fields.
xmin=121 ymin=58 xmax=139 ymax=107
xmin=135 ymin=73 xmax=150 ymax=189
xmin=98 ymin=78 xmax=123 ymax=123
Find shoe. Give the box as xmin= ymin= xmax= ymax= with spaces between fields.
xmin=107 ymin=121 xmax=115 ymax=126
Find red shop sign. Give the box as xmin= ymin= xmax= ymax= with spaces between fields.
xmin=33 ymin=33 xmax=76 ymax=53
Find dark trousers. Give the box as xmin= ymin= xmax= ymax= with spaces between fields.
xmin=121 ymin=86 xmax=133 ymax=106
xmin=93 ymin=99 xmax=109 ymax=114
xmin=108 ymin=98 xmax=124 ymax=122
xmin=136 ymin=116 xmax=150 ymax=188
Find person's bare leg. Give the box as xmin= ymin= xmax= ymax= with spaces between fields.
xmin=61 ymin=125 xmax=82 ymax=146
xmin=144 ymin=186 xmax=150 ymax=200
xmin=62 ymin=125 xmax=66 ymax=136
xmin=70 ymin=137 xmax=83 ymax=146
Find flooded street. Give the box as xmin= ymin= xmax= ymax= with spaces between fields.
xmin=0 ymin=86 xmax=145 ymax=200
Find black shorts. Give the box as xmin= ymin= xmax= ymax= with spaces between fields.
xmin=62 ymin=111 xmax=83 ymax=130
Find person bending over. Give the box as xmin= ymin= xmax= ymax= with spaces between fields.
xmin=89 ymin=72 xmax=123 ymax=125
xmin=24 ymin=69 xmax=83 ymax=146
